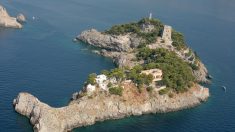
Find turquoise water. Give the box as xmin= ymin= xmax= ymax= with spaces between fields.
xmin=0 ymin=0 xmax=235 ymax=131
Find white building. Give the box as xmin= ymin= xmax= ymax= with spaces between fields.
xmin=86 ymin=84 xmax=96 ymax=93
xmin=96 ymin=74 xmax=108 ymax=91
xmin=96 ymin=74 xmax=107 ymax=83
xmin=84 ymin=74 xmax=108 ymax=93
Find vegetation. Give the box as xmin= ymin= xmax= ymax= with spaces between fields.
xmin=189 ymin=63 xmax=199 ymax=70
xmin=96 ymin=19 xmax=201 ymax=94
xmin=101 ymin=70 xmax=110 ymax=76
xmin=109 ymin=86 xmax=123 ymax=96
xmin=100 ymin=47 xmax=196 ymax=93
xmin=126 ymin=65 xmax=153 ymax=86
xmin=102 ymin=65 xmax=153 ymax=88
xmin=107 ymin=82 xmax=112 ymax=88
xmin=146 ymin=86 xmax=153 ymax=92
xmin=137 ymin=48 xmax=195 ymax=92
xmin=86 ymin=73 xmax=97 ymax=85
xmin=104 ymin=18 xmax=164 ymax=45
xmin=102 ymin=68 xmax=126 ymax=82
xmin=168 ymin=93 xmax=174 ymax=98
xmin=171 ymin=30 xmax=187 ymax=50
xmin=105 ymin=22 xmax=140 ymax=35
xmin=159 ymin=88 xmax=170 ymax=95
xmin=185 ymin=49 xmax=193 ymax=57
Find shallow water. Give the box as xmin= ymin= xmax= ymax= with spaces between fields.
xmin=0 ymin=0 xmax=235 ymax=131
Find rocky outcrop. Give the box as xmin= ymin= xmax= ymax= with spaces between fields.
xmin=95 ymin=49 xmax=141 ymax=68
xmin=193 ymin=61 xmax=210 ymax=83
xmin=16 ymin=13 xmax=26 ymax=23
xmin=13 ymin=83 xmax=209 ymax=132
xmin=0 ymin=5 xmax=23 ymax=28
xmin=77 ymin=29 xmax=142 ymax=52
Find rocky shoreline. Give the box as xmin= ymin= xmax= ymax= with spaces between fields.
xmin=13 ymin=83 xmax=209 ymax=132
xmin=13 ymin=18 xmax=210 ymax=132
xmin=0 ymin=5 xmax=25 ymax=28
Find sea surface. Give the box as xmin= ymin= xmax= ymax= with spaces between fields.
xmin=0 ymin=0 xmax=235 ymax=131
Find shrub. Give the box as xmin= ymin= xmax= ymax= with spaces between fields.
xmin=172 ymin=30 xmax=187 ymax=50
xmin=126 ymin=66 xmax=153 ymax=87
xmin=159 ymin=88 xmax=169 ymax=95
xmin=87 ymin=73 xmax=97 ymax=85
xmin=137 ymin=84 xmax=144 ymax=93
xmin=168 ymin=93 xmax=174 ymax=98
xmin=147 ymin=86 xmax=153 ymax=92
xmin=189 ymin=63 xmax=199 ymax=70
xmin=109 ymin=86 xmax=123 ymax=96
xmin=101 ymin=70 xmax=110 ymax=76
xmin=109 ymin=68 xmax=125 ymax=81
xmin=107 ymin=82 xmax=112 ymax=88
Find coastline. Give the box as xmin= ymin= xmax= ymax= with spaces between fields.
xmin=13 ymin=83 xmax=209 ymax=132
xmin=13 ymin=18 xmax=210 ymax=132
xmin=0 ymin=5 xmax=23 ymax=28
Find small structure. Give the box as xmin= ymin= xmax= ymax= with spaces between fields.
xmin=96 ymin=74 xmax=107 ymax=84
xmin=85 ymin=74 xmax=108 ymax=93
xmin=141 ymin=69 xmax=163 ymax=82
xmin=141 ymin=24 xmax=155 ymax=33
xmin=96 ymin=74 xmax=108 ymax=91
xmin=149 ymin=13 xmax=152 ymax=20
xmin=161 ymin=25 xmax=172 ymax=43
xmin=86 ymin=84 xmax=96 ymax=93
xmin=141 ymin=69 xmax=166 ymax=91
xmin=141 ymin=13 xmax=155 ymax=33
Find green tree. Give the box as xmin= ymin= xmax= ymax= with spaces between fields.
xmin=172 ymin=30 xmax=187 ymax=50
xmin=109 ymin=68 xmax=125 ymax=81
xmin=101 ymin=70 xmax=110 ymax=76
xmin=109 ymin=86 xmax=123 ymax=96
xmin=138 ymin=48 xmax=195 ymax=92
xmin=86 ymin=73 xmax=97 ymax=85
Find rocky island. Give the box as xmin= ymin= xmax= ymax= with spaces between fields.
xmin=13 ymin=17 xmax=210 ymax=132
xmin=0 ymin=5 xmax=25 ymax=28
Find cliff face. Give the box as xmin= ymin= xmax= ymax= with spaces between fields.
xmin=13 ymin=83 xmax=209 ymax=132
xmin=0 ymin=5 xmax=22 ymax=28
xmin=78 ymin=29 xmax=142 ymax=52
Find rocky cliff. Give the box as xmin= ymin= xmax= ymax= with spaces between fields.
xmin=78 ymin=29 xmax=142 ymax=52
xmin=0 ymin=5 xmax=23 ymax=28
xmin=13 ymin=83 xmax=209 ymax=132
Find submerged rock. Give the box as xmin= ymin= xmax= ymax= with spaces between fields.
xmin=0 ymin=5 xmax=23 ymax=28
xmin=16 ymin=13 xmax=26 ymax=23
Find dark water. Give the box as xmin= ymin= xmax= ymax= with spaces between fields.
xmin=0 ymin=0 xmax=235 ymax=131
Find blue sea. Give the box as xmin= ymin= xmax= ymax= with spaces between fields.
xmin=0 ymin=0 xmax=235 ymax=131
